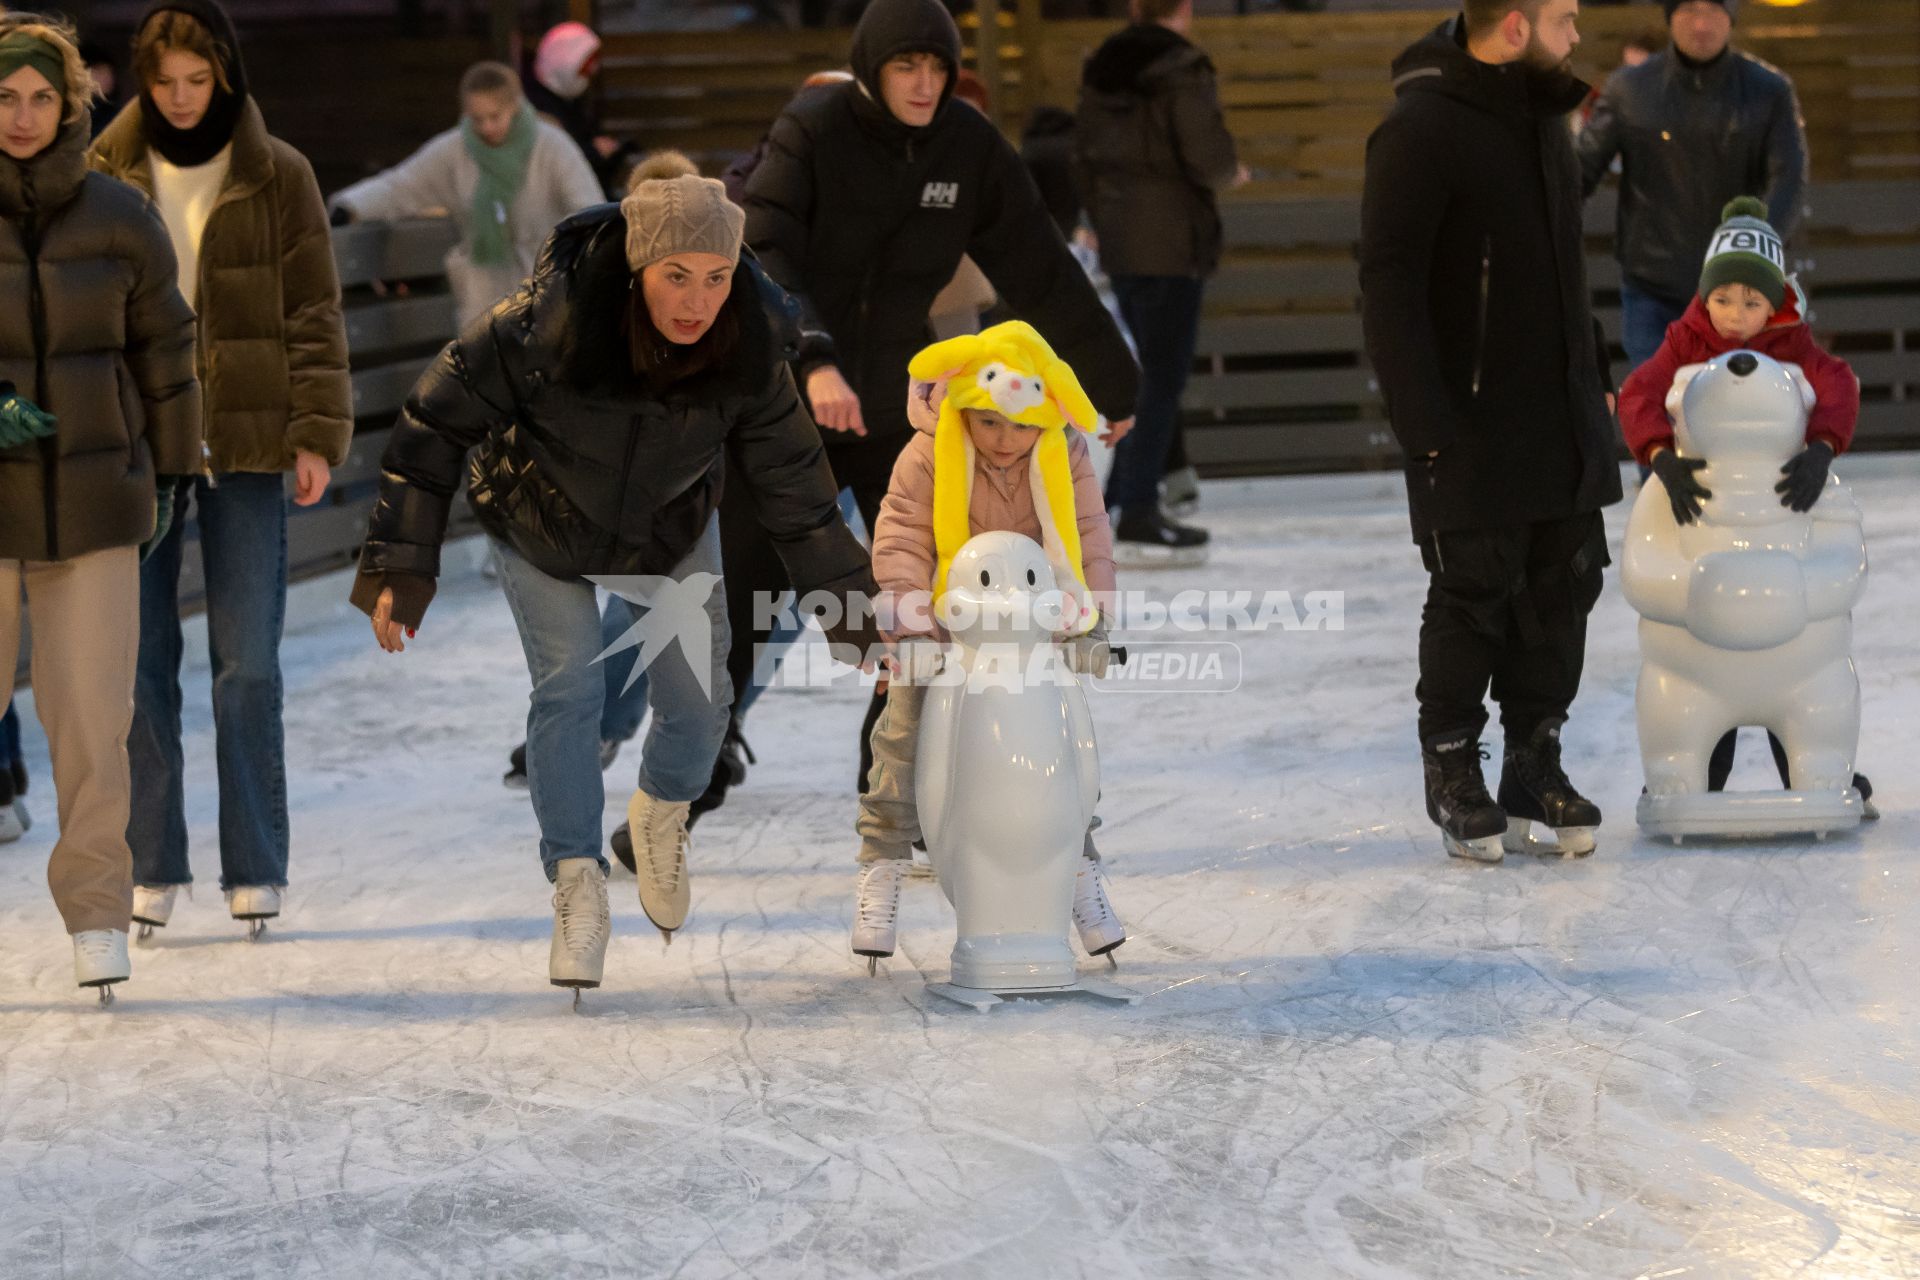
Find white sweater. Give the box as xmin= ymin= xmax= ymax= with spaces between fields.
xmin=329 ymin=120 xmax=603 ymax=328
xmin=151 ymin=145 xmax=234 ymax=309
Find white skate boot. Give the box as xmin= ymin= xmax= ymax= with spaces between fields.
xmin=1072 ymin=853 xmax=1127 ymax=964
xmin=132 ymin=885 xmax=179 ymax=941
xmin=549 ymin=858 xmax=610 ymax=1009
xmin=851 ymin=859 xmax=909 ymax=975
xmin=628 ymin=790 xmax=692 ymax=944
xmin=74 ymin=930 xmax=130 ymax=1004
xmin=227 ymin=885 xmax=281 ymax=941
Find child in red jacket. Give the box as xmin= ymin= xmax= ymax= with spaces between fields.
xmin=1620 ymin=196 xmax=1874 ymax=815
xmin=1620 ymin=196 xmax=1860 ymax=520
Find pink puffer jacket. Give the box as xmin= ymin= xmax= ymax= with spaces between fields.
xmin=872 ymin=380 xmax=1117 ymax=637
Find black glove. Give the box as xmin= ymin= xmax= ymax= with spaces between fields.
xmin=141 ymin=477 xmax=185 ymax=563
xmin=0 ymin=384 xmax=57 ymax=449
xmin=1649 ymin=448 xmax=1712 ymax=525
xmin=328 ymin=204 xmax=353 ymax=228
xmin=1775 ymin=440 xmax=1834 ymax=513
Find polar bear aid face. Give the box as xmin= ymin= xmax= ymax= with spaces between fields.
xmin=1675 ymin=351 xmax=1814 ymax=463
xmin=973 ymin=361 xmax=1050 ymax=422
xmin=938 ymin=532 xmax=1068 ymax=644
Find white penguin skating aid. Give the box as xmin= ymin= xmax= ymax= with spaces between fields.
xmin=1622 ymin=350 xmax=1868 ymax=840
xmin=913 ymin=533 xmax=1139 ymax=1012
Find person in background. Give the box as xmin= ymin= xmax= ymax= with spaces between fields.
xmin=1075 ymin=0 xmax=1244 ymax=566
xmin=78 ymin=38 xmax=121 ymax=137
xmin=0 ymin=11 xmax=202 ymax=998
xmin=91 ymin=0 xmax=353 ymax=942
xmin=745 ymin=0 xmax=1136 ymax=802
xmin=329 ymin=61 xmax=602 ymax=329
xmin=1577 ymin=0 xmax=1809 ymax=379
xmin=523 ymin=20 xmax=633 ymax=196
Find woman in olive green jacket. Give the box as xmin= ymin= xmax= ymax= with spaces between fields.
xmin=0 ymin=12 xmax=201 ymax=998
xmin=89 ymin=0 xmax=351 ymax=940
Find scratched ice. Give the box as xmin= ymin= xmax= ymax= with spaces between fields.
xmin=2 ymin=461 xmax=1915 ymax=1279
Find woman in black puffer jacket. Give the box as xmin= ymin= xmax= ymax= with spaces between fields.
xmin=351 ymin=153 xmax=876 ymax=997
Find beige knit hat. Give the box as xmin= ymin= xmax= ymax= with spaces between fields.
xmin=620 ymin=150 xmax=744 ymax=272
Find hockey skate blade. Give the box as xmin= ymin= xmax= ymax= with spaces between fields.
xmin=1444 ymin=831 xmax=1504 ymax=863
xmin=1502 ymin=817 xmax=1596 ymax=859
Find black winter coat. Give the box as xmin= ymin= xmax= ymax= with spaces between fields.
xmin=1577 ymin=46 xmax=1809 ymax=304
xmin=743 ymin=0 xmax=1136 ymax=444
xmin=1359 ymin=20 xmax=1623 ymax=542
xmin=1074 ymin=22 xmax=1239 ymax=279
xmin=350 ymin=205 xmax=874 ymax=630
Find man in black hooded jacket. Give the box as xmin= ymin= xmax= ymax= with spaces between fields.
xmin=744 ymin=0 xmax=1137 ymax=528
xmin=1359 ymin=0 xmax=1623 ymax=865
xmin=741 ymin=0 xmax=1137 ymax=791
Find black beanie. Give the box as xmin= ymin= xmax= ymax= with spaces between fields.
xmin=1663 ymin=0 xmax=1738 ymax=23
xmin=134 ymin=0 xmax=249 ymax=167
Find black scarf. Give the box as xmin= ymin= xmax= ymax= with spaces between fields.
xmin=134 ymin=0 xmax=249 ymax=167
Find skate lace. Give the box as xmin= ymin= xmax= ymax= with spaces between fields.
xmin=1519 ymin=738 xmax=1576 ymax=797
xmin=856 ymin=863 xmax=905 ymax=930
xmin=74 ymin=931 xmax=120 ymax=963
xmin=642 ymin=804 xmax=690 ymax=892
xmin=1072 ymin=856 xmax=1116 ymax=927
xmin=1438 ymin=745 xmax=1497 ymax=810
xmin=553 ymin=874 xmax=609 ymax=953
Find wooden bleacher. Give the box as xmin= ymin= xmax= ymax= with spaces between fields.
xmin=598 ymin=0 xmax=1920 ymax=473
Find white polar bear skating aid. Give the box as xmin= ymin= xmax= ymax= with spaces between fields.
xmin=914 ymin=532 xmax=1137 ymax=1011
xmin=1621 ymin=350 xmax=1868 ymax=840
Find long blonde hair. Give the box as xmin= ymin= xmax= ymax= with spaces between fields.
xmin=0 ymin=13 xmax=95 ymax=127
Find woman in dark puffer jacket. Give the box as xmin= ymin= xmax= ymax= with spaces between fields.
xmin=351 ymin=153 xmax=877 ymax=1000
xmin=0 ymin=13 xmax=201 ymax=1001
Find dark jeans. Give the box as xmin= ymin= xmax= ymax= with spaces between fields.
xmin=1415 ymin=511 xmax=1609 ymax=745
xmin=129 ymin=473 xmax=290 ymax=890
xmin=1619 ymin=279 xmax=1689 ymax=371
xmin=0 ymin=701 xmax=18 ymax=770
xmin=1106 ymin=274 xmax=1206 ymax=514
xmin=1620 ymin=282 xmax=1690 ymax=476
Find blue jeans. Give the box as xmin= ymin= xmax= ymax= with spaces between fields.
xmin=1620 ymin=282 xmax=1688 ymax=482
xmin=1620 ymin=280 xmax=1689 ymax=374
xmin=602 ymin=487 xmax=859 ymax=738
xmin=129 ymin=473 xmax=290 ymax=890
xmin=1106 ymin=274 xmax=1206 ymax=514
xmin=494 ymin=514 xmax=732 ymax=880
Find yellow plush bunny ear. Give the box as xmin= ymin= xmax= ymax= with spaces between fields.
xmin=1043 ymin=355 xmax=1098 ymax=434
xmin=907 ymin=332 xmax=986 ymax=384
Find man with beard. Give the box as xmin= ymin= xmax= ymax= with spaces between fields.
xmin=1359 ymin=0 xmax=1623 ymax=864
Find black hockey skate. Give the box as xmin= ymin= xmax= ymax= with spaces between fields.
xmin=1422 ymin=730 xmax=1506 ymax=863
xmin=1497 ymin=717 xmax=1600 ymax=858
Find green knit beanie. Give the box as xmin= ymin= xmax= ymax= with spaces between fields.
xmin=0 ymin=31 xmax=69 ymax=101
xmin=1699 ymin=196 xmax=1787 ymax=310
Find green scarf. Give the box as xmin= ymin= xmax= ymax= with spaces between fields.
xmin=460 ymin=101 xmax=536 ymax=268
xmin=0 ymin=31 xmax=69 ymax=101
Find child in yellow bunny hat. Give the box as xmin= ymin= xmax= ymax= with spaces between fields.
xmin=852 ymin=320 xmax=1126 ymax=970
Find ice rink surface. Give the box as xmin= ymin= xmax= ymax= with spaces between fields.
xmin=2 ymin=462 xmax=1915 ymax=1279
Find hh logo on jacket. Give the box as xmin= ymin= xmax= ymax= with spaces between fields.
xmin=921 ymin=182 xmax=959 ymax=210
